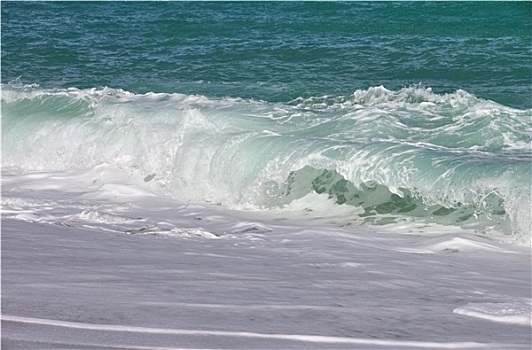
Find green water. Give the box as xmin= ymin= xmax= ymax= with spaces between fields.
xmin=1 ymin=2 xmax=531 ymax=242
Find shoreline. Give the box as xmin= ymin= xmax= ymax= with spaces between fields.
xmin=2 ymin=218 xmax=530 ymax=349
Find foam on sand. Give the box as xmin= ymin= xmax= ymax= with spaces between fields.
xmin=1 ymin=315 xmax=506 ymax=349
xmin=2 ymin=217 xmax=530 ymax=349
xmin=454 ymin=301 xmax=532 ymax=327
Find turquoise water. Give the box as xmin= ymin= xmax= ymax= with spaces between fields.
xmin=2 ymin=2 xmax=531 ymax=242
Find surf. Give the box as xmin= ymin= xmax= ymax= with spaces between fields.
xmin=2 ymin=83 xmax=530 ymax=244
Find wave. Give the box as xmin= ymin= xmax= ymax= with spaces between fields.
xmin=2 ymin=83 xmax=530 ymax=243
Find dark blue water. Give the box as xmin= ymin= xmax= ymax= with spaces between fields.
xmin=2 ymin=1 xmax=531 ymax=108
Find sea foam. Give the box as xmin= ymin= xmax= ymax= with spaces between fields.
xmin=2 ymin=83 xmax=530 ymax=243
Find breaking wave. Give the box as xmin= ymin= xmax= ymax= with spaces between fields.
xmin=2 ymin=83 xmax=530 ymax=243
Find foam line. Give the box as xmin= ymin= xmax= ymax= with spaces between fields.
xmin=1 ymin=315 xmax=494 ymax=349
xmin=454 ymin=304 xmax=532 ymax=327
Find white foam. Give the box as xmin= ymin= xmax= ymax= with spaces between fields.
xmin=126 ymin=225 xmax=220 ymax=239
xmin=78 ymin=210 xmax=141 ymax=224
xmin=1 ymin=315 xmax=497 ymax=349
xmin=454 ymin=302 xmax=532 ymax=327
xmin=2 ymin=84 xmax=530 ymax=243
xmin=396 ymin=236 xmax=519 ymax=254
xmin=2 ymin=201 xmax=530 ymax=348
xmin=231 ymin=222 xmax=273 ymax=234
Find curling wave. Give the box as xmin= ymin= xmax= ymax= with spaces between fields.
xmin=2 ymin=83 xmax=530 ymax=243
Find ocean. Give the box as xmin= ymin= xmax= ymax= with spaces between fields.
xmin=2 ymin=1 xmax=531 ymax=244
xmin=2 ymin=3 xmax=532 ymax=348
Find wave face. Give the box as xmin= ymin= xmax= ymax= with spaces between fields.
xmin=2 ymin=83 xmax=530 ymax=243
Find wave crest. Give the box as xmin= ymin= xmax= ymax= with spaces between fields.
xmin=2 ymin=83 xmax=530 ymax=243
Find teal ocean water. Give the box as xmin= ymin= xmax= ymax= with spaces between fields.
xmin=2 ymin=2 xmax=531 ymax=243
